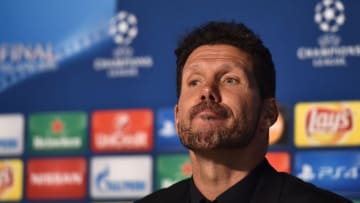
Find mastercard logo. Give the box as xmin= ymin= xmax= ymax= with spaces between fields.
xmin=269 ymin=111 xmax=285 ymax=145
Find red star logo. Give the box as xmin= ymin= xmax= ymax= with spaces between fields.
xmin=52 ymin=119 xmax=63 ymax=134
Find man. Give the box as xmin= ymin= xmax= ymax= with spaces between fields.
xmin=136 ymin=21 xmax=352 ymax=203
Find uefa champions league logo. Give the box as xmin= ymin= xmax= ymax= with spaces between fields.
xmin=296 ymin=0 xmax=360 ymax=67
xmin=109 ymin=11 xmax=138 ymax=46
xmin=93 ymin=10 xmax=154 ymax=78
xmin=314 ymin=0 xmax=345 ymax=33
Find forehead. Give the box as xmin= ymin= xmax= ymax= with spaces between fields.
xmin=184 ymin=44 xmax=252 ymax=70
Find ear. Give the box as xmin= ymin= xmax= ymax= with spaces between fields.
xmin=174 ymin=104 xmax=179 ymax=135
xmin=261 ymin=98 xmax=279 ymax=129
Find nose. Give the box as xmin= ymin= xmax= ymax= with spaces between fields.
xmin=200 ymin=83 xmax=221 ymax=103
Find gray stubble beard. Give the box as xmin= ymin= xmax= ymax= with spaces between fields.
xmin=177 ymin=116 xmax=257 ymax=151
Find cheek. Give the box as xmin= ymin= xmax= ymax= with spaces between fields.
xmin=224 ymin=96 xmax=258 ymax=118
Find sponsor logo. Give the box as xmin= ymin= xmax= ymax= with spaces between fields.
xmin=0 ymin=114 xmax=24 ymax=155
xmin=295 ymin=151 xmax=360 ymax=195
xmin=296 ymin=0 xmax=360 ymax=67
xmin=156 ymin=108 xmax=186 ymax=151
xmin=93 ymin=10 xmax=154 ymax=78
xmin=28 ymin=112 xmax=87 ymax=152
xmin=0 ymin=159 xmax=23 ymax=201
xmin=269 ymin=106 xmax=288 ymax=145
xmin=156 ymin=154 xmax=191 ymax=189
xmin=91 ymin=109 xmax=153 ymax=152
xmin=295 ymin=101 xmax=360 ymax=147
xmin=266 ymin=152 xmax=290 ymax=173
xmin=90 ymin=156 xmax=152 ymax=198
xmin=27 ymin=158 xmax=86 ymax=199
xmin=306 ymin=107 xmax=352 ymax=137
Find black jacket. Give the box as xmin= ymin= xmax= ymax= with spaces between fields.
xmin=136 ymin=160 xmax=352 ymax=203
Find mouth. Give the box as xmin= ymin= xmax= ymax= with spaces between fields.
xmin=189 ymin=101 xmax=231 ymax=122
xmin=195 ymin=110 xmax=227 ymax=121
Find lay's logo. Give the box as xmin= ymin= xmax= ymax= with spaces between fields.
xmin=0 ymin=159 xmax=23 ymax=201
xmin=0 ymin=166 xmax=13 ymax=193
xmin=306 ymin=107 xmax=352 ymax=137
xmin=295 ymin=101 xmax=360 ymax=147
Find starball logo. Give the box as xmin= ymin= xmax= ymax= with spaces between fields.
xmin=296 ymin=0 xmax=360 ymax=67
xmin=295 ymin=101 xmax=360 ymax=147
xmin=93 ymin=10 xmax=154 ymax=78
xmin=109 ymin=11 xmax=138 ymax=46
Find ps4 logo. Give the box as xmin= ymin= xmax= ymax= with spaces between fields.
xmin=297 ymin=164 xmax=359 ymax=181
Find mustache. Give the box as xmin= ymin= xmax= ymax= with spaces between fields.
xmin=190 ymin=101 xmax=231 ymax=119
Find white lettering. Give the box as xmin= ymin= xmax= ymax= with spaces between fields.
xmin=93 ymin=56 xmax=153 ymax=70
xmin=0 ymin=43 xmax=58 ymax=63
xmin=95 ymin=132 xmax=147 ymax=149
xmin=297 ymin=45 xmax=360 ymax=59
xmin=307 ymin=108 xmax=352 ymax=134
xmin=33 ymin=136 xmax=82 ymax=149
xmin=31 ymin=172 xmax=82 ymax=185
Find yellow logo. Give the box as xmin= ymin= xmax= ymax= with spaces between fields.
xmin=295 ymin=101 xmax=360 ymax=147
xmin=0 ymin=159 xmax=23 ymax=201
xmin=269 ymin=111 xmax=285 ymax=145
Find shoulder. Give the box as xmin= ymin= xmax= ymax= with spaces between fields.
xmin=277 ymin=172 xmax=352 ymax=203
xmin=134 ymin=178 xmax=190 ymax=203
xmin=254 ymin=160 xmax=352 ymax=203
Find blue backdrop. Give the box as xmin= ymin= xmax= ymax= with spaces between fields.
xmin=0 ymin=0 xmax=359 ymax=202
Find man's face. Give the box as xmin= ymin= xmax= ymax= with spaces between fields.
xmin=175 ymin=44 xmax=263 ymax=151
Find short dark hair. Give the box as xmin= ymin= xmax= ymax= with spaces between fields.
xmin=175 ymin=21 xmax=275 ymax=100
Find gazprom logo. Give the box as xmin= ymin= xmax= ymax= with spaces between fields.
xmin=90 ymin=156 xmax=152 ymax=198
xmin=96 ymin=165 xmax=145 ymax=192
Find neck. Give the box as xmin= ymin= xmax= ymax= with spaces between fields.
xmin=189 ymin=146 xmax=266 ymax=201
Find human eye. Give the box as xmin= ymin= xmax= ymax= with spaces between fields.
xmin=223 ymin=77 xmax=239 ymax=85
xmin=189 ymin=79 xmax=200 ymax=87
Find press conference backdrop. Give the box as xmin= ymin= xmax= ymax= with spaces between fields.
xmin=0 ymin=0 xmax=359 ymax=202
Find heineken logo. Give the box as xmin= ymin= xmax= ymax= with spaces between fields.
xmin=28 ymin=112 xmax=87 ymax=152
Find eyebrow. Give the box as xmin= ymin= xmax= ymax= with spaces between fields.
xmin=184 ymin=62 xmax=255 ymax=82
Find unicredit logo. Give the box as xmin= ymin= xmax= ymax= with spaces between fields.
xmin=91 ymin=109 xmax=153 ymax=152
